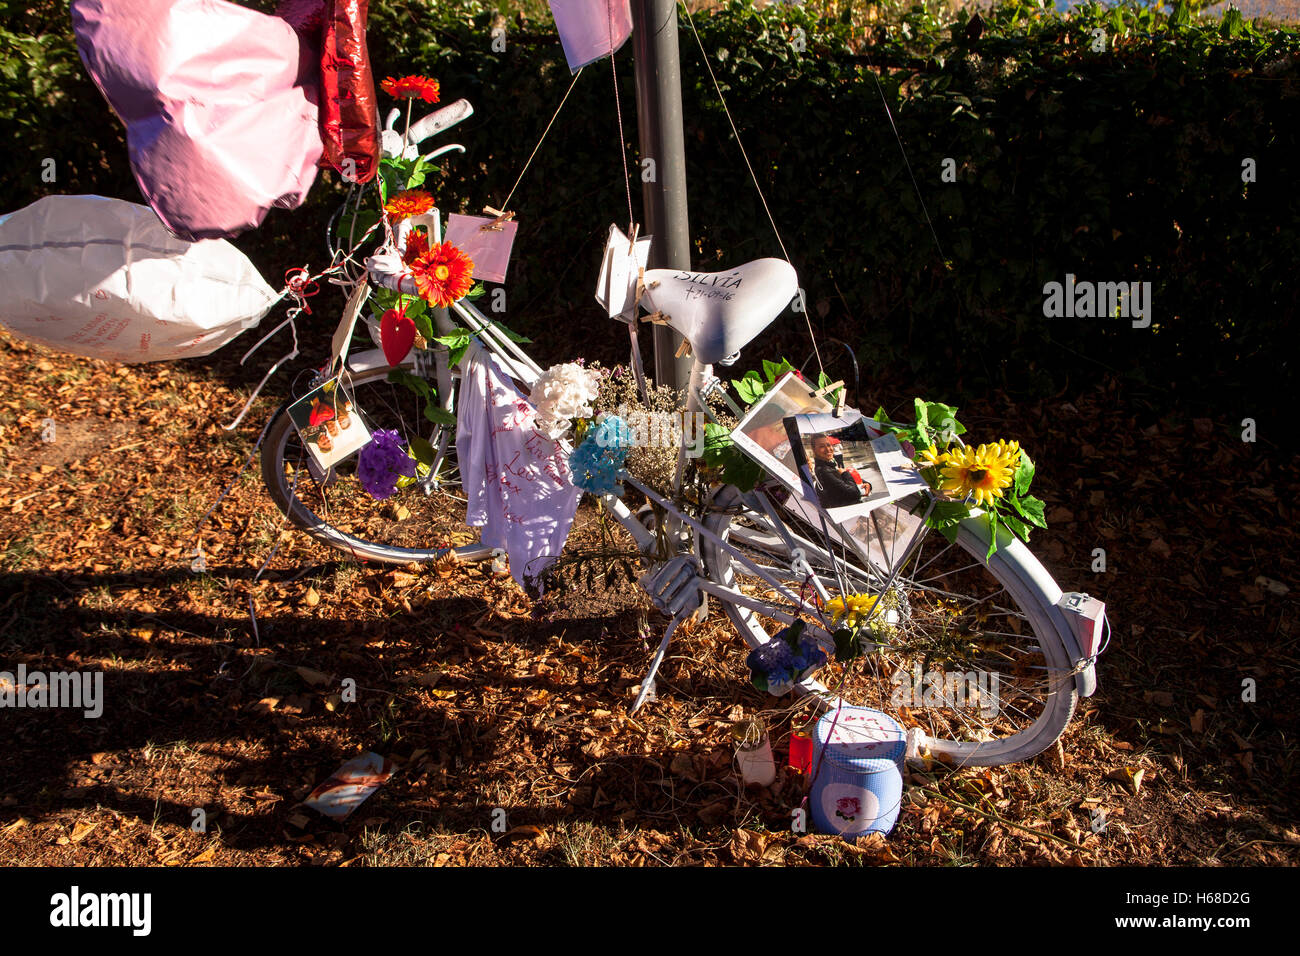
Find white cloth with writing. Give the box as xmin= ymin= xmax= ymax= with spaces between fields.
xmin=456 ymin=342 xmax=581 ymax=592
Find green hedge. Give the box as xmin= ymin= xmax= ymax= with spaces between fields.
xmin=2 ymin=0 xmax=1297 ymax=409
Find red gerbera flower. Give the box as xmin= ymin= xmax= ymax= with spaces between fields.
xmin=402 ymin=228 xmax=430 ymax=265
xmin=410 ymin=242 xmax=475 ymax=308
xmin=381 ymin=75 xmax=440 ymax=103
xmin=384 ymin=189 xmax=435 ymax=222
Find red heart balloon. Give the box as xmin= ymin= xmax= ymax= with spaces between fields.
xmin=379 ymin=307 xmax=416 ymax=366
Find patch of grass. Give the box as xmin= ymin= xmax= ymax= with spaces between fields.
xmin=550 ymin=820 xmax=623 ymax=866
xmin=1 ymin=533 xmax=45 ymax=571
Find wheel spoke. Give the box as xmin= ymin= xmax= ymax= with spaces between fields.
xmin=701 ymin=489 xmax=1077 ymax=766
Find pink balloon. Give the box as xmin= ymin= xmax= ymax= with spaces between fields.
xmin=72 ymin=0 xmax=325 ymax=241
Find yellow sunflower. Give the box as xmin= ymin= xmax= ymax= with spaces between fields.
xmin=826 ymin=593 xmax=879 ymax=627
xmin=991 ymin=439 xmax=1021 ymax=464
xmin=916 ymin=446 xmax=948 ymax=469
xmin=939 ymin=442 xmax=1017 ymax=507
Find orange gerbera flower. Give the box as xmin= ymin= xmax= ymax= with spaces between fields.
xmin=402 ymin=228 xmax=430 ymax=265
xmin=410 ymin=241 xmax=474 ymax=308
xmin=384 ymin=189 xmax=434 ymax=221
xmin=381 ymin=75 xmax=440 ymax=103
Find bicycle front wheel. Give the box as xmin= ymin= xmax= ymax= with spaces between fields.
xmin=260 ymin=362 xmax=491 ymax=564
xmin=701 ymin=485 xmax=1078 ymax=767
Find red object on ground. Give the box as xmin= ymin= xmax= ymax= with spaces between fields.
xmin=320 ymin=0 xmax=379 ymax=183
xmin=789 ymin=733 xmax=813 ymax=774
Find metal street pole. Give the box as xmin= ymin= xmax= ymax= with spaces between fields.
xmin=629 ymin=0 xmax=692 ymax=392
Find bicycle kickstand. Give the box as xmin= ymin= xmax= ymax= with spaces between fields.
xmin=631 ymin=556 xmax=705 ymax=714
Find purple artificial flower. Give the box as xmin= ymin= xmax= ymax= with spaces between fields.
xmin=356 ymin=428 xmax=417 ymax=500
xmin=901 ymin=439 xmax=916 ymax=460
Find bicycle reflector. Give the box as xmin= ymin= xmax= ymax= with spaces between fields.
xmin=1058 ymin=592 xmax=1107 ymax=661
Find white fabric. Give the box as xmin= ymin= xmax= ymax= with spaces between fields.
xmin=548 ymin=0 xmax=632 ymax=73
xmin=0 ymin=195 xmax=276 ymax=363
xmin=456 ymin=342 xmax=581 ymax=592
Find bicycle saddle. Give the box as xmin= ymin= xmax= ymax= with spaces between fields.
xmin=641 ymin=258 xmax=797 ymax=365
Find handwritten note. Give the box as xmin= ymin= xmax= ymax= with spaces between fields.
xmin=444 ymin=214 xmax=519 ymax=283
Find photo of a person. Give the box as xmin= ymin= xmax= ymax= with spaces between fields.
xmin=729 ymin=371 xmax=833 ymax=491
xmin=812 ymin=434 xmax=867 ymax=508
xmin=786 ymin=414 xmax=900 ymax=521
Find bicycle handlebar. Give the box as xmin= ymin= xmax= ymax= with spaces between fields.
xmin=407 ymin=98 xmax=473 ymax=146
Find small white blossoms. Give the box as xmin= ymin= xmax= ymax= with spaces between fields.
xmin=529 ymin=362 xmax=601 ymax=439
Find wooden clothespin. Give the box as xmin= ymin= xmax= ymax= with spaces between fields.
xmin=811 ymin=379 xmax=846 ymax=416
xmin=626 ymin=222 xmax=640 ymax=257
xmin=480 ymin=205 xmax=515 ymax=232
xmin=641 ymin=311 xmax=673 ymax=326
xmin=633 ymin=267 xmax=647 ymax=313
xmin=674 ymin=338 xmax=693 ymax=359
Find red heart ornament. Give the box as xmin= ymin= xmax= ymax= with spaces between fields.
xmin=379 ymin=307 xmax=416 ymax=366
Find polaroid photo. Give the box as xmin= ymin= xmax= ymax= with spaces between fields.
xmin=729 ymin=371 xmax=833 ymax=491
xmin=784 ymin=412 xmax=928 ymax=523
xmin=287 ymin=377 xmax=372 ymax=471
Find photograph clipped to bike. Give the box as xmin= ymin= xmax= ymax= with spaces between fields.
xmin=782 ymin=410 xmax=931 ymax=573
xmin=727 ymin=370 xmax=834 ymax=489
xmin=286 ymin=377 xmax=372 ymax=471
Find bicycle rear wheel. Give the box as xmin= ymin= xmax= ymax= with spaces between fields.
xmin=701 ymin=485 xmax=1078 ymax=767
xmin=260 ymin=362 xmax=491 ymax=564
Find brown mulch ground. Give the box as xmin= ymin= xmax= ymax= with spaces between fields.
xmin=0 ymin=316 xmax=1295 ymax=868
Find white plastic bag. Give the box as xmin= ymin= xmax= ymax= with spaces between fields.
xmin=0 ymin=195 xmax=278 ymax=363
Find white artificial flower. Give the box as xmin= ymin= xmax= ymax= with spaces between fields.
xmin=529 ymin=363 xmax=601 ymax=438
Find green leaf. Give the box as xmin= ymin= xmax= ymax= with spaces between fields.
xmin=338 ymin=208 xmax=381 ymax=251
xmin=387 ymin=368 xmax=431 ymax=398
xmin=410 ymin=308 xmax=435 ymax=341
xmin=913 ymin=397 xmax=931 ymax=448
xmin=702 ymin=421 xmax=735 ymax=463
xmin=999 ymin=510 xmax=1031 ymax=542
xmin=404 ymin=156 xmax=428 ymax=190
xmin=1011 ymin=494 xmax=1048 ymax=529
xmin=423 ymin=404 xmax=456 ymax=426
xmin=921 ymin=401 xmax=965 ymax=442
xmin=490 ymin=321 xmax=532 ymax=343
xmin=761 ymin=358 xmax=793 ymax=384
xmin=371 ymin=287 xmax=401 ymax=313
xmin=732 ymin=371 xmax=766 ymax=405
xmin=1014 ymin=450 xmax=1035 ymax=496
xmin=432 ymin=331 xmax=472 ymax=349
xmin=985 ymin=510 xmax=1000 ymax=562
xmin=407 ymin=435 xmax=437 ymax=467
xmin=725 ymin=453 xmax=765 ymax=493
xmin=833 ymin=627 xmax=860 ymax=663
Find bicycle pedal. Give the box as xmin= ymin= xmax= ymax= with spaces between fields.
xmin=638 ymin=556 xmax=704 ymax=618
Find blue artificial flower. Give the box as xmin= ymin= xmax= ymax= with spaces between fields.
xmin=569 ymin=415 xmax=631 ymax=496
xmin=357 ymin=428 xmax=417 ymax=500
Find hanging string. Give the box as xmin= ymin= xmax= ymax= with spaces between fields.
xmin=867 ymin=69 xmax=946 ymax=264
xmin=609 ymin=0 xmax=636 ymax=236
xmin=679 ymin=5 xmax=824 ymax=377
xmin=497 ymin=67 xmax=586 ymax=214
